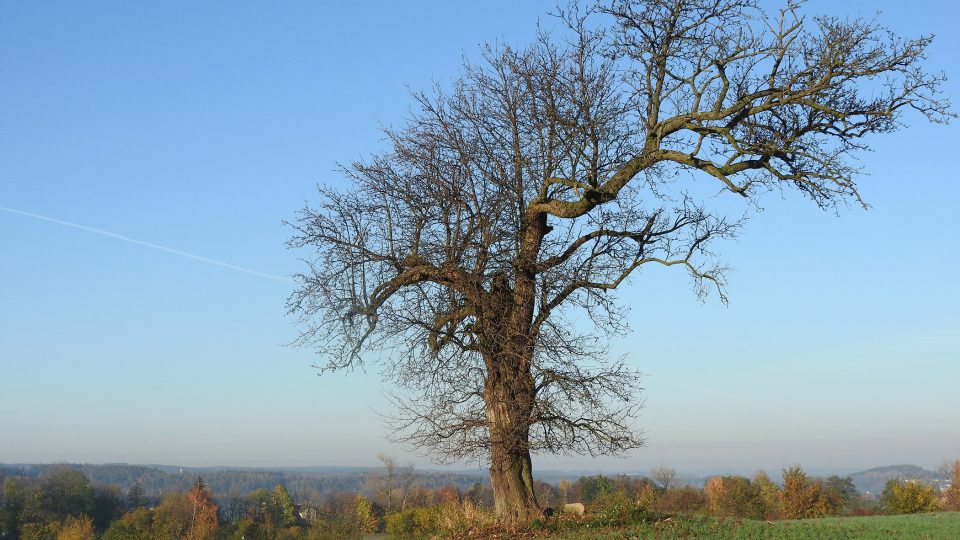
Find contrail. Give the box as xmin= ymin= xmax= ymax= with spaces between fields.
xmin=1 ymin=205 xmax=293 ymax=283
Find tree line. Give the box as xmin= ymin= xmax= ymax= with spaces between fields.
xmin=2 ymin=460 xmax=958 ymax=539
xmin=0 ymin=463 xmax=484 ymax=505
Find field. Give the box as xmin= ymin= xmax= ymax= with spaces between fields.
xmin=551 ymin=512 xmax=960 ymax=540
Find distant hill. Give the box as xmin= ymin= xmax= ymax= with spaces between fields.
xmin=848 ymin=464 xmax=941 ymax=495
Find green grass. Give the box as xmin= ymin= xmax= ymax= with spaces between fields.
xmin=551 ymin=512 xmax=960 ymax=539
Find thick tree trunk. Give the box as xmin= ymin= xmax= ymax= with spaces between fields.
xmin=482 ymin=211 xmax=548 ymax=523
xmin=484 ymin=359 xmax=539 ymax=522
xmin=489 ymin=441 xmax=537 ymax=522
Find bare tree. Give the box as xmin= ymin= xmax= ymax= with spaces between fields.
xmin=365 ymin=453 xmax=418 ymax=513
xmin=364 ymin=454 xmax=397 ymax=512
xmin=287 ymin=0 xmax=950 ymax=522
xmin=650 ymin=463 xmax=677 ymax=491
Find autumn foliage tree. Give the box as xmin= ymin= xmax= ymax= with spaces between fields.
xmin=882 ymin=479 xmax=941 ymax=514
xmin=152 ymin=494 xmax=193 ymax=540
xmin=185 ymin=478 xmax=218 ymax=540
xmin=778 ymin=465 xmax=843 ymax=519
xmin=288 ymin=0 xmax=950 ymax=522
xmin=56 ymin=515 xmax=95 ymax=540
xmin=353 ymin=494 xmax=378 ymax=534
xmin=704 ymin=476 xmax=762 ymax=519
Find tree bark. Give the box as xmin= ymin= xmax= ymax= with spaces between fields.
xmin=489 ymin=441 xmax=538 ymax=522
xmin=481 ymin=210 xmax=549 ymax=521
xmin=484 ymin=352 xmax=540 ymax=522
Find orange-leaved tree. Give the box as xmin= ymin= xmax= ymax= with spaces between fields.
xmin=185 ymin=477 xmax=218 ymax=540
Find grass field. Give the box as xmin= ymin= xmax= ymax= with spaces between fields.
xmin=551 ymin=512 xmax=960 ymax=539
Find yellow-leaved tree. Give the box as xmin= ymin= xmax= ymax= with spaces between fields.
xmin=56 ymin=515 xmax=95 ymax=540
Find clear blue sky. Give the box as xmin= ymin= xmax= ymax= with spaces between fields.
xmin=1 ymin=1 xmax=958 ymax=476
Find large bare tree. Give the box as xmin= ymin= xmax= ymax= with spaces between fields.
xmin=287 ymin=0 xmax=950 ymax=522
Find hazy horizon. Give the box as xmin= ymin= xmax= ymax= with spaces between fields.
xmin=0 ymin=460 xmax=938 ymax=481
xmin=2 ymin=1 xmax=958 ymax=475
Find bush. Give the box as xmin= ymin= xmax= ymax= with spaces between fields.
xmin=385 ymin=507 xmax=439 ymax=539
xmin=882 ymin=479 xmax=940 ymax=514
xmin=434 ymin=500 xmax=495 ymax=536
xmin=586 ymin=489 xmax=659 ymax=528
xmin=653 ymin=486 xmax=707 ymax=514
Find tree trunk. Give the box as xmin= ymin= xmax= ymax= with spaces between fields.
xmin=485 ymin=360 xmax=539 ymax=522
xmin=489 ymin=441 xmax=538 ymax=522
xmin=482 ymin=212 xmax=547 ymax=523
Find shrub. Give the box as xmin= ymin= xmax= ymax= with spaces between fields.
xmin=882 ymin=479 xmax=940 ymax=514
xmin=653 ymin=486 xmax=707 ymax=514
xmin=633 ymin=482 xmax=658 ymax=511
xmin=590 ymin=489 xmax=633 ymax=521
xmin=385 ymin=507 xmax=439 ymax=539
xmin=586 ymin=489 xmax=659 ymax=528
xmin=434 ymin=500 xmax=495 ymax=536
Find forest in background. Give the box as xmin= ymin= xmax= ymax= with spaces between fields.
xmin=0 ymin=461 xmax=948 ymax=500
xmin=1 ymin=460 xmax=957 ymax=539
xmin=1 ymin=462 xmax=486 ymax=505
